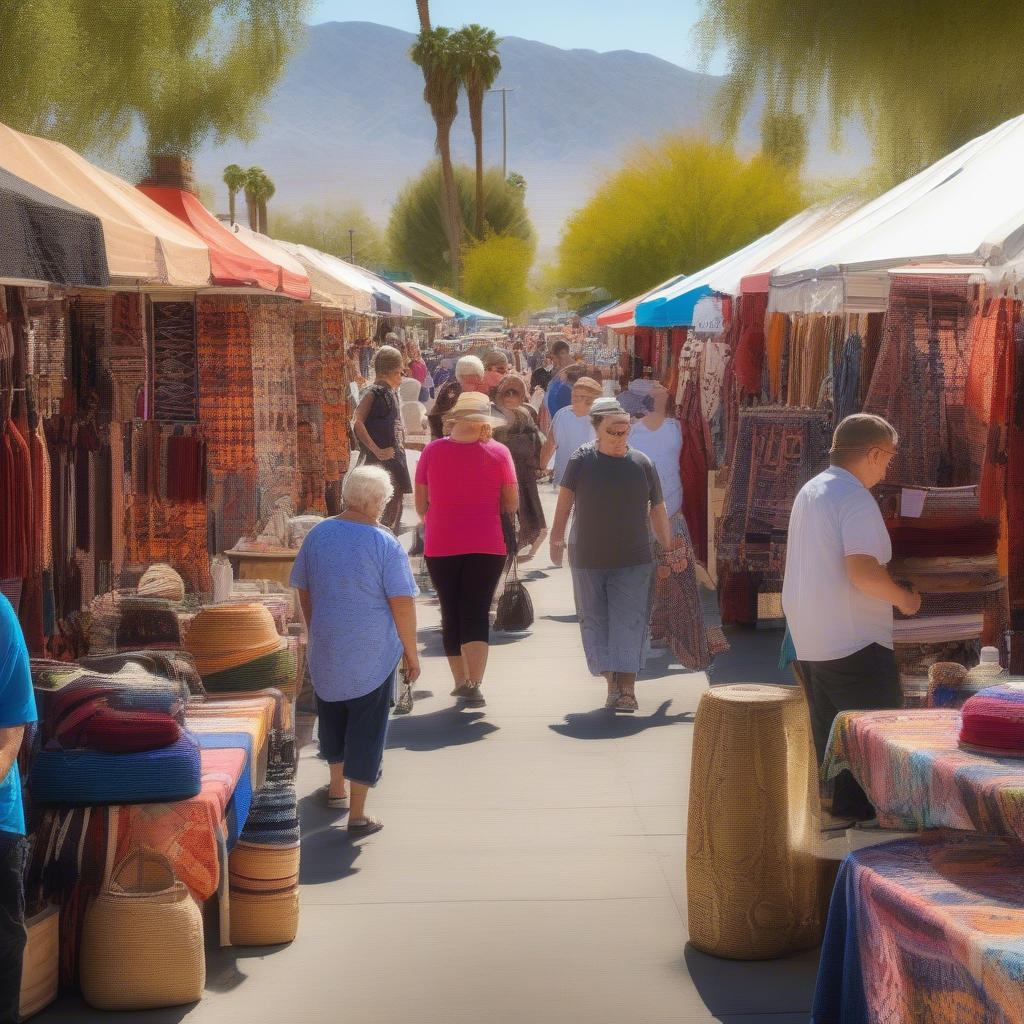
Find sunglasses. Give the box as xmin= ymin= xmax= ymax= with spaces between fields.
xmin=604 ymin=428 xmax=630 ymax=438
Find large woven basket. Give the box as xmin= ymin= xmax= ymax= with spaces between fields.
xmin=230 ymin=887 xmax=299 ymax=946
xmin=79 ymin=850 xmax=204 ymax=1010
xmin=229 ymin=840 xmax=300 ymax=886
xmin=18 ymin=904 xmax=59 ymax=1021
xmin=184 ymin=603 xmax=287 ymax=677
xmin=686 ymin=684 xmax=834 ymax=959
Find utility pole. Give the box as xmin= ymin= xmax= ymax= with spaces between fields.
xmin=487 ymin=87 xmax=514 ymax=179
xmin=348 ymin=229 xmax=355 ymax=263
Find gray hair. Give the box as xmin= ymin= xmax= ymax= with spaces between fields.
xmin=483 ymin=348 xmax=510 ymax=369
xmin=342 ymin=465 xmax=394 ymax=518
xmin=455 ymin=354 xmax=485 ymax=381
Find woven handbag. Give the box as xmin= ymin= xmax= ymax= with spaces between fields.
xmin=79 ymin=850 xmax=205 ymax=1010
xmin=393 ymin=665 xmax=414 ymax=716
xmin=18 ymin=904 xmax=59 ymax=1020
xmin=493 ymin=558 xmax=533 ymax=633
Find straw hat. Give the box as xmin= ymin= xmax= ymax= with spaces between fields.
xmin=446 ymin=391 xmax=504 ymax=427
xmin=590 ymin=396 xmax=627 ymax=416
xmin=571 ymin=376 xmax=603 ymax=396
xmin=183 ymin=603 xmax=287 ymax=677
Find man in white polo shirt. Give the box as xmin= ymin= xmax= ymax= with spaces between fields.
xmin=783 ymin=413 xmax=920 ymax=824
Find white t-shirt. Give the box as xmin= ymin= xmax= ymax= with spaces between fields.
xmin=630 ymin=419 xmax=683 ymax=518
xmin=551 ymin=407 xmax=596 ymax=486
xmin=782 ymin=467 xmax=893 ymax=662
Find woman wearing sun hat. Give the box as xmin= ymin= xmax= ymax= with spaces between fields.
xmin=415 ymin=392 xmax=519 ymax=708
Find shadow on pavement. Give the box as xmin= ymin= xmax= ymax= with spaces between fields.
xmin=706 ymin=625 xmax=795 ymax=687
xmin=549 ymin=700 xmax=694 ymax=740
xmin=387 ymin=706 xmax=499 ymax=752
xmin=298 ymin=825 xmax=364 ymax=885
xmin=541 ymin=613 xmax=579 ymax=624
xmin=680 ymin=942 xmax=820 ymax=1019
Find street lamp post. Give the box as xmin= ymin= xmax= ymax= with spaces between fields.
xmin=487 ymin=87 xmax=514 ymax=180
xmin=348 ymin=228 xmax=355 ymax=263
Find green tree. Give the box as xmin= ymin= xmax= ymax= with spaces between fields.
xmin=453 ymin=24 xmax=502 ymax=238
xmin=462 ymin=234 xmax=534 ymax=321
xmin=410 ymin=25 xmax=465 ymax=284
xmin=760 ymin=110 xmax=808 ymax=173
xmin=243 ymin=167 xmax=275 ymax=233
xmin=223 ymin=164 xmax=248 ymax=225
xmin=698 ymin=1 xmax=1024 ymax=186
xmin=387 ymin=162 xmax=535 ymax=288
xmin=271 ymin=202 xmax=390 ymax=269
xmin=555 ymin=137 xmax=803 ymax=298
xmin=506 ymin=172 xmax=527 ymax=193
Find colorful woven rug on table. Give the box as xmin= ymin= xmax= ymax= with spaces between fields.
xmin=718 ymin=406 xmax=831 ymax=574
xmin=863 ymin=273 xmax=977 ymax=487
xmin=293 ymin=304 xmax=327 ymax=515
xmin=824 ymin=708 xmax=1024 ymax=840
xmin=813 ymin=832 xmax=1024 ymax=1024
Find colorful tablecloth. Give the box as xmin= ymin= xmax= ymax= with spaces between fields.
xmin=813 ymin=832 xmax=1024 ymax=1024
xmin=824 ymin=708 xmax=1024 ymax=840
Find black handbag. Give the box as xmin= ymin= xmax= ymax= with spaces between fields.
xmin=493 ymin=557 xmax=534 ymax=633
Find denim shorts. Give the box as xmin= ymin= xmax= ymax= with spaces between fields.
xmin=316 ymin=666 xmax=397 ymax=786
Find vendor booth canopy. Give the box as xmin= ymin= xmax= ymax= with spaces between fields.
xmin=403 ymin=282 xmax=504 ymax=324
xmin=0 ymin=123 xmax=210 ymax=287
xmin=0 ymin=166 xmax=109 ymax=287
xmin=773 ymin=114 xmax=1024 ymax=288
xmin=597 ymin=275 xmax=687 ymax=330
xmin=138 ymin=187 xmax=309 ymax=299
xmin=581 ymin=300 xmax=618 ymax=328
xmin=636 ymin=201 xmax=857 ymax=328
xmin=228 ymin=223 xmax=311 ymax=300
xmin=389 ymin=281 xmax=455 ymax=320
xmin=275 ymin=240 xmax=373 ymax=313
xmin=357 ymin=269 xmax=441 ymax=320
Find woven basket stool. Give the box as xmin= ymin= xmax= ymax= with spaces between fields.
xmin=230 ymin=887 xmax=299 ymax=946
xmin=686 ymin=684 xmax=833 ymax=959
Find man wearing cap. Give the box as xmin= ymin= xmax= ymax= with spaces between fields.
xmin=783 ymin=413 xmax=920 ymax=826
xmin=540 ymin=375 xmax=602 ymax=487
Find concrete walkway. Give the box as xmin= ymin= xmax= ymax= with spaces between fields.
xmin=41 ymin=495 xmax=820 ymax=1023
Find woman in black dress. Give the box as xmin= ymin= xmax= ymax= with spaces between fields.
xmin=353 ymin=345 xmax=411 ymax=533
xmin=492 ymin=374 xmax=547 ymax=561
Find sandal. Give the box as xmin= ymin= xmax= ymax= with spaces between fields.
xmin=461 ymin=683 xmax=486 ymax=708
xmin=604 ymin=691 xmax=620 ymax=709
xmin=318 ymin=785 xmax=349 ymax=810
xmin=614 ymin=693 xmax=639 ymax=714
xmin=348 ymin=816 xmax=384 ymax=837
xmin=450 ymin=683 xmax=473 ymax=697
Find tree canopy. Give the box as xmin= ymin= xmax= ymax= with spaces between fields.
xmin=461 ymin=234 xmax=534 ymax=321
xmin=271 ymin=202 xmax=390 ymax=270
xmin=698 ymin=0 xmax=1024 ymax=185
xmin=387 ymin=162 xmax=534 ymax=288
xmin=0 ymin=0 xmax=310 ymax=158
xmin=555 ymin=137 xmax=803 ymax=299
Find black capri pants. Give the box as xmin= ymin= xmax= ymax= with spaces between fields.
xmin=425 ymin=553 xmax=507 ymax=655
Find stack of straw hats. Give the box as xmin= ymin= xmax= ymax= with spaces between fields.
xmin=183 ymin=603 xmax=289 ymax=692
xmin=137 ymin=563 xmax=186 ymax=603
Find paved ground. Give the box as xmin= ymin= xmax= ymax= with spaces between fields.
xmin=41 ymin=488 xmax=821 ymax=1023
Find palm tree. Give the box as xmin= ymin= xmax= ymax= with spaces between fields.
xmin=416 ymin=0 xmax=431 ymax=32
xmin=223 ymin=163 xmax=247 ymax=224
xmin=243 ymin=166 xmax=273 ymax=231
xmin=257 ymin=176 xmax=275 ymax=234
xmin=453 ymin=25 xmax=502 ymax=239
xmin=410 ymin=26 xmax=465 ymax=284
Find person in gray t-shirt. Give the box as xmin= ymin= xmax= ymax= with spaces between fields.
xmin=549 ymin=398 xmax=675 ymax=713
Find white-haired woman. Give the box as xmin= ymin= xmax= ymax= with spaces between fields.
xmin=416 ymin=391 xmax=519 ymax=708
xmin=290 ymin=465 xmax=419 ymax=836
xmin=354 ymin=345 xmax=411 ymax=533
xmin=549 ymin=398 xmax=675 ymax=713
xmin=428 ymin=354 xmax=487 ymax=440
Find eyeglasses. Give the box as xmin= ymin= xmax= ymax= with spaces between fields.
xmin=870 ymin=446 xmax=898 ymax=459
xmin=604 ymin=428 xmax=630 ymax=438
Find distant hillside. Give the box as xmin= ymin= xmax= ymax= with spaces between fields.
xmin=190 ymin=21 xmax=869 ymax=248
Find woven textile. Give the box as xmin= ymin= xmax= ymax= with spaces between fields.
xmin=78 ymin=649 xmax=204 ymax=696
xmin=246 ymin=296 xmax=298 ymax=519
xmin=678 ymin=379 xmax=712 ymax=565
xmin=237 ymin=770 xmax=299 ymax=847
xmin=152 ymin=300 xmax=198 ymax=422
xmin=127 ymin=491 xmax=210 ymax=594
xmin=1 ymin=415 xmax=32 ymax=578
xmin=293 ymin=304 xmax=327 ymax=515
xmin=137 ymin=562 xmax=185 ymax=602
xmin=813 ymin=832 xmax=1024 ymax=1024
xmin=959 ymin=685 xmax=1024 ymax=755
xmin=321 ymin=308 xmax=352 ymax=485
xmin=687 ymin=685 xmax=832 ymax=959
xmin=718 ymin=406 xmax=831 ymax=573
xmin=825 ymin=708 xmax=1024 ymax=839
xmin=87 ymin=591 xmax=182 ymax=652
xmin=25 ymin=295 xmax=69 ymax=418
xmin=863 ymin=274 xmax=976 ymax=486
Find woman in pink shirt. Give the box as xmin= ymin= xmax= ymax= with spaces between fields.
xmin=415 ymin=391 xmax=519 ymax=708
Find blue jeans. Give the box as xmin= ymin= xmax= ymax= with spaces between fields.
xmin=0 ymin=831 xmax=28 ymax=1024
xmin=316 ymin=667 xmax=397 ymax=786
xmin=571 ymin=561 xmax=656 ymax=675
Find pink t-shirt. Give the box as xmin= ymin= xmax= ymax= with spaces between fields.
xmin=416 ymin=438 xmax=517 ymax=556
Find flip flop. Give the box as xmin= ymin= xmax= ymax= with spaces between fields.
xmin=318 ymin=785 xmax=349 ymax=810
xmin=348 ymin=816 xmax=384 ymax=837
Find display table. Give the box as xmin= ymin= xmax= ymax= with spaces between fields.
xmin=225 ymin=548 xmax=297 ymax=587
xmin=824 ymin=708 xmax=1024 ymax=841
xmin=812 ymin=832 xmax=1024 ymax=1024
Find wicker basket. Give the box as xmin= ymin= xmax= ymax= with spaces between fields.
xmin=79 ymin=850 xmax=205 ymax=1010
xmin=230 ymin=887 xmax=299 ymax=946
xmin=18 ymin=905 xmax=59 ymax=1021
xmin=229 ymin=841 xmax=300 ymax=886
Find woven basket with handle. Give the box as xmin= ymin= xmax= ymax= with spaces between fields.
xmin=79 ymin=849 xmax=205 ymax=1010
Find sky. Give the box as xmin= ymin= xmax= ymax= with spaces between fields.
xmin=309 ymin=0 xmax=729 ymax=74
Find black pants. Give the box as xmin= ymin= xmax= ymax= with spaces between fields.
xmin=802 ymin=643 xmax=903 ymax=820
xmin=426 ymin=554 xmax=507 ymax=656
xmin=0 ymin=831 xmax=28 ymax=1024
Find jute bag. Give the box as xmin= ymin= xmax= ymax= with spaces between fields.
xmin=80 ymin=849 xmax=205 ymax=1010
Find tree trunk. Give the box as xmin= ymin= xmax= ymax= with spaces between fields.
xmin=140 ymin=152 xmax=195 ymax=192
xmin=246 ymin=193 xmax=258 ymax=231
xmin=416 ymin=0 xmax=431 ymax=32
xmin=436 ymin=127 xmax=462 ymax=287
xmin=470 ymin=90 xmax=485 ymax=238
xmin=228 ymin=190 xmax=236 ymax=225
xmin=258 ymin=200 xmax=268 ymax=235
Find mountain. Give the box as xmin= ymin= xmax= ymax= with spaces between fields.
xmin=190 ymin=21 xmax=869 ymax=249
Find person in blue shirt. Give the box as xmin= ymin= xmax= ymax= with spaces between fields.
xmin=290 ymin=466 xmax=419 ymax=838
xmin=0 ymin=594 xmax=37 ymax=1023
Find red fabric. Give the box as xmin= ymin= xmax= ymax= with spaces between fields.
xmin=137 ymin=187 xmax=310 ymax=299
xmin=1 ymin=417 xmax=31 ymax=578
xmin=677 ymin=379 xmax=710 ymax=565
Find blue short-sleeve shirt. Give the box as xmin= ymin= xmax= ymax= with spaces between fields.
xmin=0 ymin=595 xmax=38 ymax=835
xmin=290 ymin=519 xmax=418 ymax=702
